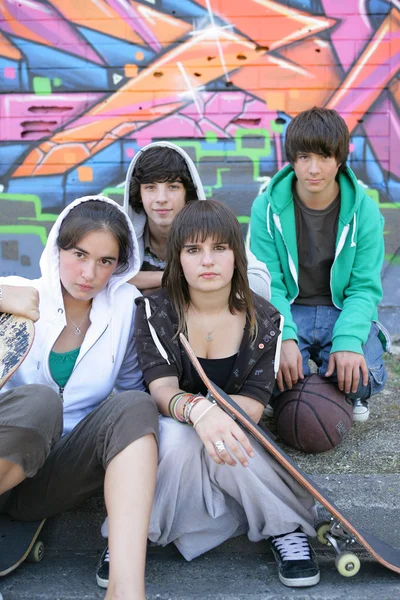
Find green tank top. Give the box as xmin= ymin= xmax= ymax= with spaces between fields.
xmin=49 ymin=348 xmax=80 ymax=388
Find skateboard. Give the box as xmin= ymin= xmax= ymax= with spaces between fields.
xmin=0 ymin=313 xmax=34 ymax=389
xmin=0 ymin=515 xmax=46 ymax=576
xmin=180 ymin=333 xmax=400 ymax=578
xmin=0 ymin=314 xmax=39 ymax=577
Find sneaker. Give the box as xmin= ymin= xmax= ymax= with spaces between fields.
xmin=352 ymin=398 xmax=370 ymax=423
xmin=96 ymin=546 xmax=109 ymax=589
xmin=264 ymin=403 xmax=274 ymax=418
xmin=270 ymin=530 xmax=320 ymax=587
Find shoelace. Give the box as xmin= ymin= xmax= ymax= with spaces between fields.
xmin=272 ymin=532 xmax=311 ymax=561
xmin=103 ymin=547 xmax=110 ymax=563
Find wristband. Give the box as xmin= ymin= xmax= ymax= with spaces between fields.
xmin=192 ymin=402 xmax=217 ymax=429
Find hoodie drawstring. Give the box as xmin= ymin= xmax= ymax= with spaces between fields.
xmin=273 ymin=315 xmax=284 ymax=378
xmin=144 ymin=299 xmax=171 ymax=365
xmin=266 ymin=204 xmax=272 ymax=238
xmin=350 ymin=213 xmax=357 ymax=247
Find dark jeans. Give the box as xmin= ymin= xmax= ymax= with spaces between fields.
xmin=0 ymin=385 xmax=158 ymax=521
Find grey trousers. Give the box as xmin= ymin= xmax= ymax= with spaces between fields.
xmin=0 ymin=384 xmax=158 ymax=521
xmin=105 ymin=415 xmax=318 ymax=560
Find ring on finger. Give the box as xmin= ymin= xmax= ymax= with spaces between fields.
xmin=214 ymin=440 xmax=226 ymax=453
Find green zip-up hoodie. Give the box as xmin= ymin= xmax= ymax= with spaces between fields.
xmin=250 ymin=164 xmax=385 ymax=355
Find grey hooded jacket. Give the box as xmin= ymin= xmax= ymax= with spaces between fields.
xmin=123 ymin=141 xmax=271 ymax=299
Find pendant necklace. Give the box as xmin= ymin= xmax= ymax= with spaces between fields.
xmin=65 ymin=305 xmax=91 ymax=336
xmin=190 ymin=305 xmax=228 ymax=342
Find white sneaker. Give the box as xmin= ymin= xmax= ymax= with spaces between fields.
xmin=264 ymin=404 xmax=274 ymax=418
xmin=353 ymin=399 xmax=370 ymax=422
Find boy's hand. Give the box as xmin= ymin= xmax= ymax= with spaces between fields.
xmin=325 ymin=351 xmax=368 ymax=395
xmin=0 ymin=285 xmax=40 ymax=322
xmin=277 ymin=339 xmax=304 ymax=391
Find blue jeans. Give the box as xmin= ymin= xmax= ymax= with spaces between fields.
xmin=290 ymin=305 xmax=387 ymax=401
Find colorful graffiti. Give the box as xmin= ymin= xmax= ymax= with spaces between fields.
xmin=0 ymin=0 xmax=399 ymax=327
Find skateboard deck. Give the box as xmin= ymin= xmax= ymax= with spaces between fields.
xmin=180 ymin=333 xmax=400 ymax=578
xmin=0 ymin=515 xmax=46 ymax=576
xmin=0 ymin=313 xmax=34 ymax=389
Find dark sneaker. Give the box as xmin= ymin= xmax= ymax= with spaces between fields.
xmin=270 ymin=530 xmax=320 ymax=587
xmin=96 ymin=546 xmax=109 ymax=589
xmin=352 ymin=398 xmax=370 ymax=422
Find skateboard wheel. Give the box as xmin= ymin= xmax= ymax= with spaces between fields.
xmin=26 ymin=540 xmax=44 ymax=563
xmin=335 ymin=552 xmax=360 ymax=577
xmin=316 ymin=521 xmax=331 ymax=545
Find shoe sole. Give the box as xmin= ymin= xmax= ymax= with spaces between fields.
xmin=279 ymin=572 xmax=320 ymax=587
xmin=96 ymin=574 xmax=109 ymax=589
xmin=353 ymin=412 xmax=370 ymax=423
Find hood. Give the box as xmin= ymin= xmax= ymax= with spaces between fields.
xmin=265 ymin=164 xmax=363 ymax=225
xmin=39 ymin=195 xmax=141 ymax=307
xmin=123 ymin=142 xmax=206 ymax=236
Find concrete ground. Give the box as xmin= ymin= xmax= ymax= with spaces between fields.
xmin=0 ymin=351 xmax=399 ymax=600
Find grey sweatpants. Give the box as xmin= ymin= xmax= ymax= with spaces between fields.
xmin=0 ymin=384 xmax=158 ymax=521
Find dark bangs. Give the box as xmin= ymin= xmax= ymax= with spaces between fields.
xmin=129 ymin=145 xmax=198 ymax=212
xmin=285 ymin=107 xmax=349 ymax=171
xmin=169 ymin=202 xmax=236 ymax=254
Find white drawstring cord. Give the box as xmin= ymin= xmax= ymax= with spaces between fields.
xmin=143 ymin=298 xmax=171 ymax=365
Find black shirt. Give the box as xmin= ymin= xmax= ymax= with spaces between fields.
xmin=293 ymin=183 xmax=340 ymax=306
xmin=191 ymin=354 xmax=238 ymax=396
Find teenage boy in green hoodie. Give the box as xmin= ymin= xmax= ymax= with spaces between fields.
xmin=250 ymin=107 xmax=389 ymax=424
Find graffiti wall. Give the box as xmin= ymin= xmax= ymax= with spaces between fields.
xmin=0 ymin=0 xmax=399 ymax=330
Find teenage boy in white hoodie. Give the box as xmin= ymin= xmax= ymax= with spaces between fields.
xmin=123 ymin=141 xmax=272 ymax=298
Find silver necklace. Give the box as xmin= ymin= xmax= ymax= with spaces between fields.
xmin=190 ymin=305 xmax=228 ymax=342
xmin=65 ymin=306 xmax=91 ymax=336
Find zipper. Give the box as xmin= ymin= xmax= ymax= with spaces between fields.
xmin=45 ymin=321 xmax=109 ymax=404
xmin=272 ymin=213 xmax=299 ymax=303
xmin=230 ymin=314 xmax=279 ymax=387
xmin=55 ymin=325 xmax=110 ymax=402
xmin=71 ymin=324 xmax=109 ymax=374
xmin=329 ymin=225 xmax=350 ymax=310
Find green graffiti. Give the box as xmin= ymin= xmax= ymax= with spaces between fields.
xmin=173 ymin=128 xmax=271 ymax=197
xmin=0 ymin=193 xmax=57 ymax=245
xmin=364 ymin=187 xmax=400 ymax=209
xmin=33 ymin=76 xmax=52 ymax=95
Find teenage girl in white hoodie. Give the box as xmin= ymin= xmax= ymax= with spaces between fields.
xmin=0 ymin=196 xmax=158 ymax=600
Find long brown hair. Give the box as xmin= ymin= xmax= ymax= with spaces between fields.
xmin=162 ymin=200 xmax=257 ymax=338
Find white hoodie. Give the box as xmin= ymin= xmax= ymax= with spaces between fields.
xmin=1 ymin=195 xmax=144 ymax=435
xmin=123 ymin=141 xmax=271 ymax=299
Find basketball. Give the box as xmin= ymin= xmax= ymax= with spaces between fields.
xmin=274 ymin=374 xmax=353 ymax=453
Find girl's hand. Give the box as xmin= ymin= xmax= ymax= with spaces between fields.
xmin=191 ymin=401 xmax=255 ymax=467
xmin=0 ymin=285 xmax=40 ymax=322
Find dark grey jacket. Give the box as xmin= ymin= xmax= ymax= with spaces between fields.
xmin=134 ymin=289 xmax=281 ymax=406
